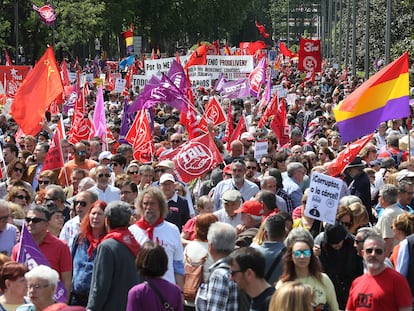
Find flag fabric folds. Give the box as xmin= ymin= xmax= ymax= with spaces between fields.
xmin=11 ymin=46 xmax=63 ymax=136
xmin=184 ymin=45 xmax=207 ymax=70
xmin=333 ymin=52 xmax=409 ymax=143
xmin=91 ymin=86 xmax=107 ymax=139
xmin=42 ymin=130 xmax=64 ymax=171
xmin=255 ymin=21 xmax=270 ymax=39
xmin=328 ymin=134 xmax=374 ymax=176
xmin=17 ymin=224 xmax=67 ymax=302
xmin=122 ymin=25 xmax=134 ymax=54
xmin=279 ymin=42 xmax=295 ymax=58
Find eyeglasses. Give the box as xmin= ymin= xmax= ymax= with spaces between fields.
xmin=25 ymin=217 xmax=47 ymax=224
xmin=292 ymin=249 xmax=312 ymax=258
xmin=354 ymin=239 xmax=365 ymax=244
xmin=73 ymin=200 xmax=88 ymax=207
xmin=0 ymin=215 xmax=10 ymax=222
xmin=14 ymin=195 xmax=29 ymax=201
xmin=155 ymin=169 xmax=166 ymax=173
xmin=97 ymin=173 xmax=111 ymax=178
xmin=27 ymin=284 xmax=50 ymax=290
xmin=170 ymin=140 xmax=181 ymax=144
xmin=230 ymin=270 xmax=244 ymax=276
xmin=246 ymin=166 xmax=257 ymax=170
xmin=13 ymin=167 xmax=24 ymax=173
xmin=261 ymin=162 xmax=271 ymax=167
xmin=127 ymin=171 xmax=139 ymax=175
xmin=38 ymin=180 xmax=50 ymax=185
xmin=76 ymin=150 xmax=87 ymax=156
xmin=364 ymin=248 xmax=384 ymax=255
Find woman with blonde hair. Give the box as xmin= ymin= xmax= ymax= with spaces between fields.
xmin=348 ymin=202 xmax=369 ymax=234
xmin=269 ymin=281 xmax=314 ymax=311
xmin=390 ymin=212 xmax=414 ymax=267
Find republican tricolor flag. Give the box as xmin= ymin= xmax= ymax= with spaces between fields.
xmin=333 ymin=52 xmax=409 ymax=143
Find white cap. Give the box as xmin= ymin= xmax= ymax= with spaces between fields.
xmin=98 ymin=151 xmax=112 ymax=161
xmin=159 ymin=173 xmax=175 ymax=184
xmin=240 ymin=132 xmax=255 ymax=141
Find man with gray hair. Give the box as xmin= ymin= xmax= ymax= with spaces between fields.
xmin=44 ymin=184 xmax=70 ymax=222
xmin=374 ymin=184 xmax=403 ymax=257
xmin=0 ymin=200 xmax=17 ymax=256
xmin=195 ymin=222 xmax=238 ymax=311
xmin=282 ymin=162 xmax=306 ymax=208
xmin=87 ymin=201 xmax=140 ymax=311
xmin=346 ymin=233 xmax=412 ymax=311
xmin=137 ymin=164 xmax=154 ymax=193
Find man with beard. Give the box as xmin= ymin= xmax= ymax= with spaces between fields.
xmin=58 ymin=142 xmax=97 ymax=186
xmin=212 ymin=160 xmax=259 ymax=211
xmin=346 ymin=233 xmax=412 ymax=311
xmin=129 ymin=187 xmax=184 ymax=289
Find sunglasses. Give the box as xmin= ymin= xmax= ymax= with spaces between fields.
xmin=230 ymin=270 xmax=245 ymax=276
xmin=13 ymin=167 xmax=24 ymax=173
xmin=364 ymin=248 xmax=384 ymax=255
xmin=155 ymin=169 xmax=166 ymax=173
xmin=293 ymin=249 xmax=312 ymax=258
xmin=97 ymin=173 xmax=111 ymax=178
xmin=170 ymin=140 xmax=181 ymax=144
xmin=246 ymin=166 xmax=257 ymax=170
xmin=127 ymin=171 xmax=139 ymax=175
xmin=261 ymin=162 xmax=271 ymax=166
xmin=76 ymin=150 xmax=87 ymax=156
xmin=73 ymin=200 xmax=88 ymax=207
xmin=25 ymin=217 xmax=47 ymax=224
xmin=14 ymin=195 xmax=29 ymax=201
xmin=38 ymin=180 xmax=50 ymax=185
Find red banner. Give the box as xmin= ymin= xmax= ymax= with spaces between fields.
xmin=298 ymin=38 xmax=322 ymax=72
xmin=42 ymin=130 xmax=64 ymax=171
xmin=0 ymin=66 xmax=32 ymax=98
xmin=125 ymin=110 xmax=154 ymax=163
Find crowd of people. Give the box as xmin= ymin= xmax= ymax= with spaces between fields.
xmin=0 ymin=61 xmax=413 ymax=311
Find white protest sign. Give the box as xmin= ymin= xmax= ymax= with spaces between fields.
xmin=254 ymin=140 xmax=268 ymax=162
xmin=190 ymin=76 xmax=212 ymax=90
xmin=132 ymin=74 xmax=152 ymax=89
xmin=114 ymin=78 xmax=126 ymax=93
xmin=145 ymin=57 xmax=187 ymax=76
xmin=305 ymin=172 xmax=343 ymax=225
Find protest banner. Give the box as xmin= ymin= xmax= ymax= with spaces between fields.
xmin=305 ymin=172 xmax=343 ymax=225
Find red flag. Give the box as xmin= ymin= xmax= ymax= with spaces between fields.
xmin=212 ymin=40 xmax=221 ymax=55
xmin=222 ymin=104 xmax=234 ymax=145
xmin=274 ymin=55 xmax=282 ymax=70
xmin=227 ymin=115 xmax=248 ymax=151
xmin=255 ymin=21 xmax=270 ymax=39
xmin=125 ymin=110 xmax=154 ymax=163
xmin=42 ymin=130 xmax=64 ymax=171
xmin=198 ymin=98 xmax=226 ymax=133
xmin=184 ymin=45 xmax=207 ymax=70
xmin=180 ymin=88 xmax=201 ymax=139
xmin=327 ymin=134 xmax=374 ymax=177
xmin=68 ymin=81 xmax=90 ymax=144
xmin=298 ymin=37 xmax=322 ymax=72
xmin=10 ymin=46 xmax=63 ymax=136
xmin=269 ymin=98 xmax=289 ymax=146
xmin=106 ymin=70 xmax=115 ymax=91
xmin=258 ymin=92 xmax=279 ymax=128
xmin=5 ymin=50 xmax=12 ymax=66
xmin=302 ymin=70 xmax=315 ymax=87
xmin=170 ymin=133 xmax=223 ymax=183
xmin=60 ymin=59 xmax=70 ymax=86
xmin=56 ymin=114 xmax=66 ymax=140
xmin=279 ymin=42 xmax=295 ymax=58
xmin=244 ymin=41 xmax=267 ymax=55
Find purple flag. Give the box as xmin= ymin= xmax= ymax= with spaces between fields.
xmin=214 ymin=73 xmax=227 ymax=93
xmin=120 ymin=98 xmax=135 ymax=144
xmin=17 ymin=224 xmax=67 ymax=302
xmin=128 ymin=74 xmax=188 ymax=112
xmin=249 ymin=57 xmax=267 ymax=98
xmin=220 ymin=78 xmax=251 ymax=99
xmin=33 ymin=4 xmax=56 ymax=26
xmin=167 ymin=60 xmax=189 ymax=91
xmin=92 ymin=86 xmax=107 ymax=138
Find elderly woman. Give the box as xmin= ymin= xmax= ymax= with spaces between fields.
xmin=126 ymin=241 xmax=183 ymax=311
xmin=0 ymin=261 xmax=30 ymax=310
xmin=0 ymin=159 xmax=30 ymax=198
xmin=16 ymin=265 xmax=59 ymax=311
xmin=276 ymin=228 xmax=339 ymax=311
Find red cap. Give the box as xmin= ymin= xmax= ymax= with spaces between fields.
xmin=235 ymin=200 xmax=265 ymax=216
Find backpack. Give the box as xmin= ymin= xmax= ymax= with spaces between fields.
xmin=183 ymin=252 xmax=208 ymax=302
xmin=387 ymin=150 xmax=403 ymax=167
